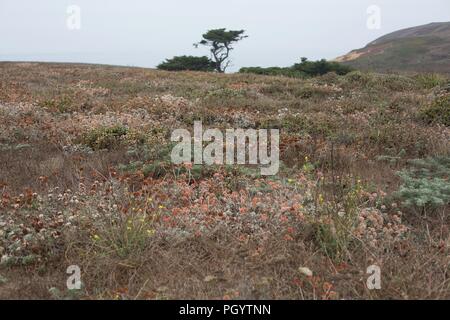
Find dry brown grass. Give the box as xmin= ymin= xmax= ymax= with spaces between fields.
xmin=0 ymin=62 xmax=449 ymax=300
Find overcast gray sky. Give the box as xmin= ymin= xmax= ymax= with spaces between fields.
xmin=1 ymin=0 xmax=449 ymax=71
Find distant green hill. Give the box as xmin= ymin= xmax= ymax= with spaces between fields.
xmin=336 ymin=22 xmax=450 ymax=74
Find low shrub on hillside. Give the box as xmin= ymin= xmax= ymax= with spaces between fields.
xmin=81 ymin=126 xmax=130 ymax=150
xmin=396 ymin=156 xmax=450 ymax=211
xmin=239 ymin=66 xmax=306 ymax=78
xmin=342 ymin=71 xmax=416 ymax=91
xmin=239 ymin=58 xmax=353 ymax=78
xmin=157 ymin=56 xmax=215 ymax=72
xmin=38 ymin=95 xmax=74 ymax=113
xmin=292 ymin=58 xmax=353 ymax=76
xmin=419 ymin=95 xmax=450 ymax=126
xmin=414 ymin=73 xmax=448 ymax=89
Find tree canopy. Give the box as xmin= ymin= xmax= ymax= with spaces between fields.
xmin=195 ymin=28 xmax=248 ymax=73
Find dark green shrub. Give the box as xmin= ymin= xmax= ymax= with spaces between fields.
xmin=239 ymin=58 xmax=353 ymax=79
xmin=239 ymin=67 xmax=306 ymax=78
xmin=157 ymin=56 xmax=215 ymax=72
xmin=292 ymin=58 xmax=353 ymax=76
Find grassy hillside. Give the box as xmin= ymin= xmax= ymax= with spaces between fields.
xmin=0 ymin=62 xmax=449 ymax=299
xmin=337 ymin=22 xmax=450 ymax=74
